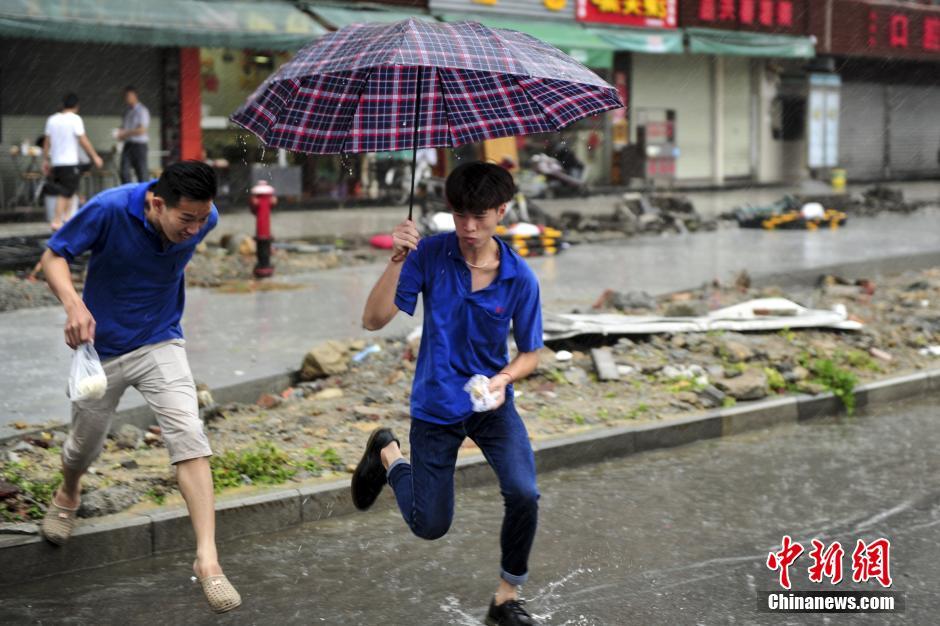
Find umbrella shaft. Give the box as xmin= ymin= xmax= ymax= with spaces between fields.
xmin=408 ymin=67 xmax=423 ymax=222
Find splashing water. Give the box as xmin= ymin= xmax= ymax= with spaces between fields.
xmin=438 ymin=595 xmax=485 ymax=626
xmin=528 ymin=567 xmax=597 ymax=624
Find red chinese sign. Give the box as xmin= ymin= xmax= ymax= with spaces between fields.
xmin=680 ymin=0 xmax=807 ymax=34
xmin=767 ymin=536 xmax=894 ymax=590
xmin=824 ymin=0 xmax=940 ymax=60
xmin=575 ymin=0 xmax=678 ymax=29
xmin=867 ymin=9 xmax=940 ymax=55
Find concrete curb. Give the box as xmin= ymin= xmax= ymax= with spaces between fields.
xmin=2 ymin=368 xmax=938 ymax=586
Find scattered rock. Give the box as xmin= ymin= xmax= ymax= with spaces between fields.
xmin=594 ymin=289 xmax=657 ymax=311
xmin=144 ymin=432 xmax=162 ymax=446
xmin=590 ymin=348 xmax=620 ymax=381
xmin=698 ymin=385 xmax=726 ymax=408
xmin=297 ymin=380 xmax=323 ymax=394
xmin=663 ymin=302 xmax=706 ymax=317
xmin=257 ymin=393 xmax=282 ymax=410
xmin=717 ymin=369 xmax=768 ymax=401
xmin=564 ymin=367 xmax=589 ymax=386
xmin=313 ymin=388 xmax=344 ymax=400
xmin=797 ymin=381 xmax=827 ymax=395
xmin=555 ymin=350 xmax=573 ymax=362
xmin=784 ymin=366 xmax=810 ymax=383
xmin=120 ymin=459 xmax=139 ymax=470
xmin=716 ymin=338 xmax=754 ymax=363
xmin=78 ymin=485 xmax=140 ymax=518
xmin=196 ymin=385 xmax=214 ymax=409
xmin=112 ymin=424 xmax=143 ymax=450
xmin=301 ymin=341 xmax=350 ymax=380
xmin=353 ymin=405 xmax=392 ymax=421
xmin=0 ymin=480 xmax=21 ymax=499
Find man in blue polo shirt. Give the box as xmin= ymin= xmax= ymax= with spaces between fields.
xmin=37 ymin=161 xmax=241 ymax=614
xmin=357 ymin=162 xmax=543 ymax=626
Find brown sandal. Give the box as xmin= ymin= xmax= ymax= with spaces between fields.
xmin=40 ymin=495 xmax=79 ymax=545
xmin=197 ymin=573 xmax=242 ymax=613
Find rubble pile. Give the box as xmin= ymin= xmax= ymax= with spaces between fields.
xmin=559 ymin=192 xmax=716 ymax=239
xmin=4 ymin=266 xmax=940 ymax=527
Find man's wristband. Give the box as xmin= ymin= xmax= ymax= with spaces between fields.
xmin=496 ymin=371 xmax=514 ymax=384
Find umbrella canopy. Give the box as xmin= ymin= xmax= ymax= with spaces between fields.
xmin=231 ymin=17 xmax=623 ymax=155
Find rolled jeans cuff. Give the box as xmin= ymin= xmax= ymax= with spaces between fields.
xmin=501 ymin=568 xmax=528 ymax=586
xmin=386 ymin=458 xmax=409 ymax=483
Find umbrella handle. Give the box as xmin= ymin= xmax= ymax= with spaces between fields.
xmin=408 ymin=67 xmax=424 ymax=222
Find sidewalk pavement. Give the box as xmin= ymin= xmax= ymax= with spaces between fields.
xmin=2 ymin=202 xmax=940 ymax=437
xmin=2 ymin=181 xmax=938 ymax=243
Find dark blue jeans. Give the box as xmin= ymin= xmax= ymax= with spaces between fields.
xmin=387 ymin=401 xmax=539 ymax=585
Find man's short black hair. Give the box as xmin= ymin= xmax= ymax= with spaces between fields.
xmin=445 ymin=161 xmax=515 ymax=215
xmin=152 ymin=161 xmax=217 ymax=208
xmin=62 ymin=93 xmax=79 ymax=109
xmin=124 ymin=85 xmax=137 ymax=95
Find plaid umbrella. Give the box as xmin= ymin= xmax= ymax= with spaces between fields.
xmin=231 ymin=18 xmax=624 ymax=218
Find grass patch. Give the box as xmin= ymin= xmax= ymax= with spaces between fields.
xmin=837 ymin=349 xmax=882 ymax=373
xmin=778 ymin=328 xmax=797 ymax=343
xmin=145 ymin=487 xmax=167 ymax=506
xmin=0 ymin=461 xmax=62 ymax=521
xmin=809 ymin=359 xmax=858 ymax=415
xmin=210 ymin=443 xmax=296 ymax=491
xmin=626 ymin=403 xmax=650 ymax=419
xmin=300 ymin=447 xmax=344 ymax=475
xmin=544 ymin=369 xmax=568 ymax=386
xmin=763 ymin=367 xmax=788 ymax=393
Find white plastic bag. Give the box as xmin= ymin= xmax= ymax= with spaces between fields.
xmin=463 ymin=374 xmax=498 ymax=412
xmin=69 ymin=343 xmax=108 ymax=401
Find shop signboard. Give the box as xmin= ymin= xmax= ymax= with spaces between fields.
xmin=822 ymin=0 xmax=940 ymax=61
xmin=575 ymin=0 xmax=678 ymax=29
xmin=679 ymin=0 xmax=809 ymax=35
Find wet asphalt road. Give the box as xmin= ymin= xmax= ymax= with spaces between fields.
xmin=2 ymin=395 xmax=939 ymax=625
xmin=2 ymin=208 xmax=940 ymax=434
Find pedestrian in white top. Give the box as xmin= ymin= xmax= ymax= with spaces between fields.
xmin=43 ymin=93 xmax=103 ymax=230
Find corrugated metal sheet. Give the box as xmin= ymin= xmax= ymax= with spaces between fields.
xmin=887 ymin=85 xmax=940 ymax=177
xmin=430 ymin=0 xmax=574 ymax=20
xmin=838 ymin=82 xmax=886 ymax=181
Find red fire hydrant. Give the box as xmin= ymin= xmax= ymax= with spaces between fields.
xmin=250 ymin=180 xmax=277 ymax=277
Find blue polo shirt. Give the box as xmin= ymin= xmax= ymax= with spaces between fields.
xmin=395 ymin=232 xmax=543 ymax=425
xmin=47 ymin=182 xmax=218 ymax=359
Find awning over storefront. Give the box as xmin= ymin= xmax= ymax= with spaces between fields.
xmin=438 ymin=13 xmax=616 ymax=69
xmin=686 ymin=27 xmax=815 ymax=58
xmin=306 ymin=5 xmax=435 ymax=29
xmin=588 ymin=26 xmax=683 ymax=55
xmin=0 ymin=0 xmax=326 ymax=50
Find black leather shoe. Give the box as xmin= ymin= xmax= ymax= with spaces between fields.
xmin=485 ymin=598 xmax=537 ymax=626
xmin=351 ymin=427 xmax=399 ymax=510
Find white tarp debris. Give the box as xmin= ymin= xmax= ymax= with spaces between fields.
xmin=543 ymin=298 xmax=862 ymax=341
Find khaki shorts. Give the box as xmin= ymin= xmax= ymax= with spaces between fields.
xmin=62 ymin=339 xmax=212 ymax=470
